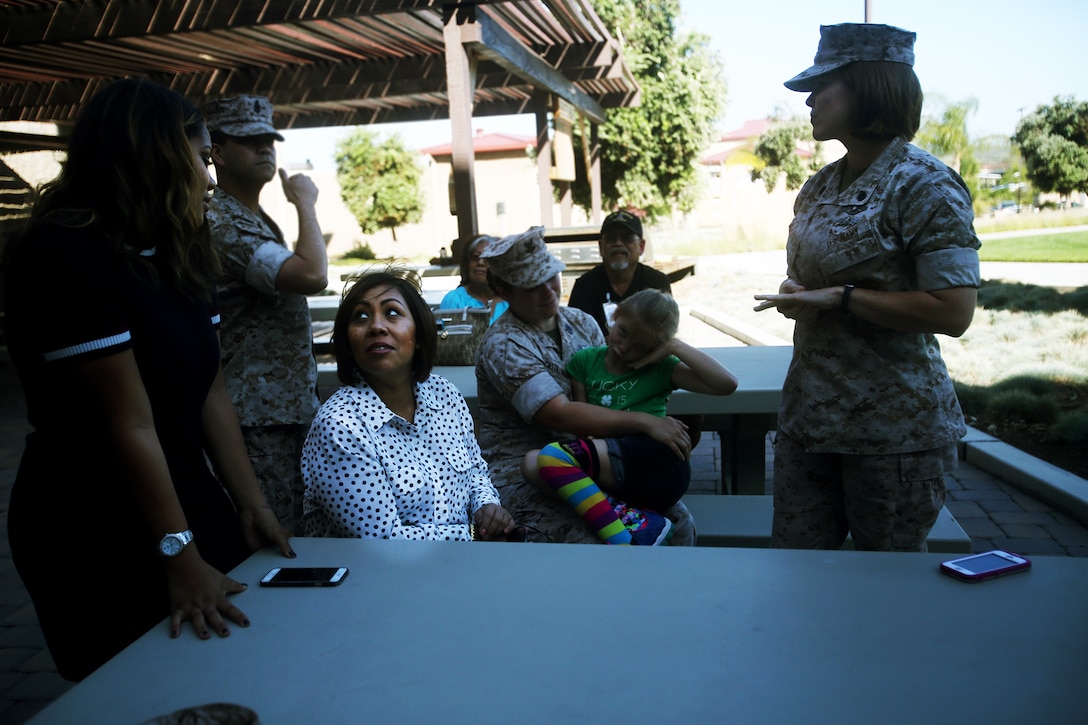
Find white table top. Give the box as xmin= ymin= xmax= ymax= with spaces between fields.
xmin=318 ymin=344 xmax=793 ymax=415
xmin=32 ymin=539 xmax=1088 ymax=724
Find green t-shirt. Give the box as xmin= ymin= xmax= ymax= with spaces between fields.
xmin=566 ymin=346 xmax=679 ymax=416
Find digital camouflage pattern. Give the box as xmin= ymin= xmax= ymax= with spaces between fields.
xmin=207 ymin=188 xmax=318 ymax=530
xmin=202 ymin=94 xmax=285 ymax=140
xmin=770 ymin=431 xmax=953 ymax=551
xmin=207 ymin=189 xmax=319 ymax=429
xmin=479 ymin=225 xmax=565 ymax=289
xmin=475 ymin=306 xmax=695 ymax=545
xmin=780 ymin=136 xmax=980 ymax=456
xmin=784 ymin=22 xmax=916 ymax=91
xmin=241 ymin=424 xmax=308 ymax=533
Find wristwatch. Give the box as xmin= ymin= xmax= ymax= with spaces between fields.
xmin=158 ymin=530 xmax=194 ymax=558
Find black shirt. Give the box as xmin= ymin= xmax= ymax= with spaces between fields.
xmin=567 ymin=262 xmax=672 ymax=336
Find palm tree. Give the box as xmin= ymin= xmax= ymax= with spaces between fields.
xmin=916 ymin=97 xmax=979 ymax=174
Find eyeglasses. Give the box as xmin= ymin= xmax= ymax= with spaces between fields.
xmin=601 ymin=232 xmax=640 ymax=245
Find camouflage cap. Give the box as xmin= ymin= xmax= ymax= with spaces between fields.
xmin=480 ymin=226 xmax=565 ymax=289
xmin=600 ymin=210 xmax=643 ymax=238
xmin=784 ymin=23 xmax=916 ymax=92
xmin=201 ymin=95 xmax=285 ymax=140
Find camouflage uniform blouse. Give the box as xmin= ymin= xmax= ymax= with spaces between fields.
xmin=207 ymin=190 xmax=319 ymax=428
xmin=781 ymin=136 xmax=981 ymax=455
xmin=476 ymin=306 xmax=604 ymax=487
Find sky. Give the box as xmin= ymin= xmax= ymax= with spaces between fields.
xmin=280 ymin=0 xmax=1088 ymax=171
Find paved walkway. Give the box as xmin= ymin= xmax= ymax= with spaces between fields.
xmin=3 ymin=350 xmax=1088 ymax=722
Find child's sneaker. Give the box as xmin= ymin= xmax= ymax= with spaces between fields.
xmin=610 ymin=497 xmax=673 ymax=546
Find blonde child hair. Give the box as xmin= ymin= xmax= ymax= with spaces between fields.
xmin=613 ymin=289 xmax=679 ymax=348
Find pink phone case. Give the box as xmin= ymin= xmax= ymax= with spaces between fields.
xmin=940 ymin=550 xmax=1031 ymax=582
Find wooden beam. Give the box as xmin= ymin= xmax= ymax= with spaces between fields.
xmin=535 ymin=99 xmax=553 ymax=228
xmin=590 ymin=121 xmax=602 ymax=223
xmin=443 ymin=11 xmax=479 ymax=242
xmin=455 ymin=6 xmax=607 ymax=125
xmin=0 ymin=0 xmax=442 ymax=45
xmin=272 ymin=98 xmax=543 ymax=130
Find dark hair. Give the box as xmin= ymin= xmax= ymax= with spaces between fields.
xmin=333 ymin=266 xmax=437 ymax=385
xmin=457 ymin=235 xmax=495 ymax=287
xmin=11 ymin=78 xmax=218 ymax=298
xmin=485 ymin=269 xmax=513 ymax=299
xmin=839 ymin=61 xmax=923 ymax=141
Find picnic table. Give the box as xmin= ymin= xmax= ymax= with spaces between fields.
xmin=29 ymin=537 xmax=1088 ymax=724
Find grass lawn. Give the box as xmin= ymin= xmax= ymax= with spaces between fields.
xmin=978 ymin=232 xmax=1088 ymax=262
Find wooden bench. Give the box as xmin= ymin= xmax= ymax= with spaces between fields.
xmin=682 ymin=495 xmax=972 ymax=553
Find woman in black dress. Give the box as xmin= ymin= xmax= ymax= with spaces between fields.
xmin=2 ymin=78 xmax=295 ymax=681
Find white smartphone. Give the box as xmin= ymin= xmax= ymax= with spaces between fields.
xmin=939 ymin=550 xmax=1031 ymax=582
xmin=259 ymin=566 xmax=349 ymax=587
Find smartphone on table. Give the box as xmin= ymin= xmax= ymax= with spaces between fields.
xmin=259 ymin=567 xmax=349 ymax=587
xmin=939 ymin=550 xmax=1031 ymax=582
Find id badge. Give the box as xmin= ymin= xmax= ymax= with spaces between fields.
xmin=602 ymin=301 xmax=618 ymax=329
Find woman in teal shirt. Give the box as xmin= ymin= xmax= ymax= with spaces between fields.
xmin=439 ymin=234 xmax=509 ymax=324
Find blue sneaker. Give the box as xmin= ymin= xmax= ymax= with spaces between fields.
xmin=610 ymin=497 xmax=673 ymax=546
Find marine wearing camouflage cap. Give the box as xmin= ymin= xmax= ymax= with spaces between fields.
xmin=480 ymin=226 xmax=566 ymax=289
xmin=784 ymin=23 xmax=915 ymax=92
xmin=202 ymin=94 xmax=285 ymax=140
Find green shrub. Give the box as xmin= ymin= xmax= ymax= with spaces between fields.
xmin=1067 ymin=287 xmax=1088 ymax=314
xmin=991 ymin=375 xmax=1059 ymax=398
xmin=977 ymin=281 xmax=1088 ymax=314
xmin=340 ymin=241 xmax=376 ymax=261
xmin=953 ymin=382 xmax=988 ymax=415
xmin=1048 ymin=410 xmax=1088 ymax=444
xmin=986 ymin=389 xmax=1059 ymax=426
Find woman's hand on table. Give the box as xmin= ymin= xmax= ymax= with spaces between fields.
xmin=164 ymin=551 xmax=250 ymax=640
xmin=473 ymin=503 xmax=516 ymax=540
xmin=238 ymin=503 xmax=296 ymax=558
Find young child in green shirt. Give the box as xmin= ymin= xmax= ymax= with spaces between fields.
xmin=522 ymin=289 xmax=738 ymax=545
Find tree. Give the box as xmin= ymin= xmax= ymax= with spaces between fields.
xmin=569 ymin=0 xmax=726 ymax=220
xmin=1013 ymin=96 xmax=1088 ymax=201
xmin=335 ymin=130 xmax=424 ymax=241
xmin=916 ymin=97 xmax=979 ymax=175
xmin=751 ymin=116 xmax=821 ymax=192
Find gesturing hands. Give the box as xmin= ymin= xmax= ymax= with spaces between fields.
xmin=754 ymin=277 xmax=826 ymax=323
xmin=279 ymin=168 xmax=319 ymax=208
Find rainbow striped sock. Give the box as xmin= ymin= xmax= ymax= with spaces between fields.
xmin=537 ymin=441 xmax=632 ymax=545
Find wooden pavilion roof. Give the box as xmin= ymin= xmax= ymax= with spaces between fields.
xmin=0 ymin=0 xmax=641 ymax=152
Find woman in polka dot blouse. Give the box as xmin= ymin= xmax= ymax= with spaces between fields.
xmin=300 ymin=268 xmax=516 ymax=540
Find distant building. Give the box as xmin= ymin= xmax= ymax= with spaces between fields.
xmin=2 ymin=118 xmax=852 ymax=268
xmin=285 ymin=128 xmax=594 ymax=265
xmin=419 ymin=129 xmax=559 ymax=245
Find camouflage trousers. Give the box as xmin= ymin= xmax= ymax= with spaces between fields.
xmin=241 ymin=424 xmax=309 ymax=535
xmin=770 ymin=431 xmax=954 ymax=552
